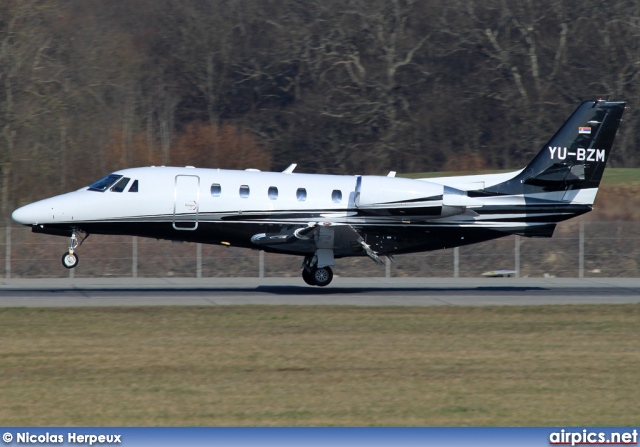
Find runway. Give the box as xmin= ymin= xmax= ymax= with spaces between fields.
xmin=1 ymin=277 xmax=640 ymax=307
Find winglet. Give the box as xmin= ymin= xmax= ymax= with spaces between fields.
xmin=283 ymin=164 xmax=297 ymax=174
xmin=387 ymin=171 xmax=396 ymax=177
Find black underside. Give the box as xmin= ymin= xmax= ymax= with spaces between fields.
xmin=28 ymin=202 xmax=591 ymax=257
xmin=31 ymin=218 xmax=558 ymax=258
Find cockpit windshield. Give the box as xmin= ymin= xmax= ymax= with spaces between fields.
xmin=88 ymin=174 xmax=123 ymax=192
xmin=110 ymin=177 xmax=130 ymax=193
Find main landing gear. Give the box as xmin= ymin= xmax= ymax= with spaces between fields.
xmin=61 ymin=229 xmax=88 ymax=269
xmin=301 ymin=256 xmax=334 ymax=287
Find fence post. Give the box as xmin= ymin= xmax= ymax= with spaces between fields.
xmin=259 ymin=250 xmax=264 ymax=278
xmin=196 ymin=243 xmax=202 ymax=278
xmin=453 ymin=247 xmax=459 ymax=278
xmin=132 ymin=236 xmax=138 ymax=278
xmin=579 ymin=221 xmax=584 ymax=278
xmin=5 ymin=219 xmax=10 ymax=279
xmin=514 ymin=235 xmax=520 ymax=278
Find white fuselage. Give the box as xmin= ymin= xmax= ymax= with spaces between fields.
xmin=11 ymin=165 xmax=596 ymax=259
xmin=13 ymin=166 xmax=466 ymax=227
xmin=13 ymin=167 xmax=361 ymax=225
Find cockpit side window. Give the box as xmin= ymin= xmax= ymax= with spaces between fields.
xmin=128 ymin=180 xmax=138 ymax=192
xmin=111 ymin=177 xmax=131 ymax=193
xmin=88 ymin=174 xmax=123 ymax=192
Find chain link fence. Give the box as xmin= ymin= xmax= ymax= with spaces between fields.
xmin=2 ymin=219 xmax=638 ymax=278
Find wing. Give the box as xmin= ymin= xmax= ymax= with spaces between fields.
xmin=251 ymin=223 xmax=385 ymax=265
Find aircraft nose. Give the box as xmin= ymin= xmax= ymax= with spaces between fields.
xmin=12 ymin=194 xmax=79 ymax=225
xmin=12 ymin=202 xmax=46 ymax=225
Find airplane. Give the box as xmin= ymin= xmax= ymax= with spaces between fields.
xmin=12 ymin=99 xmax=626 ymax=286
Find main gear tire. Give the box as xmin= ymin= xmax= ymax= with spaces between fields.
xmin=302 ymin=268 xmax=316 ymax=285
xmin=313 ymin=266 xmax=333 ymax=287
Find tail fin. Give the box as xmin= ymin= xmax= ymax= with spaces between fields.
xmin=488 ymin=99 xmax=625 ymax=199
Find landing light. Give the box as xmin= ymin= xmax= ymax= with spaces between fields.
xmin=221 ymin=241 xmax=231 ymax=246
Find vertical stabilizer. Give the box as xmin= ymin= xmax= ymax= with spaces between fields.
xmin=486 ymin=100 xmax=625 ymax=201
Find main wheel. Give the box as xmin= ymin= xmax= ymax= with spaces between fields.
xmin=302 ymin=268 xmax=316 ymax=286
xmin=62 ymin=252 xmax=79 ymax=269
xmin=313 ymin=266 xmax=333 ymax=287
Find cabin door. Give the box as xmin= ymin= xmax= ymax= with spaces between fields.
xmin=173 ymin=175 xmax=200 ymax=230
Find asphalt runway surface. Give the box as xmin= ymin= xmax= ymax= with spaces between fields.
xmin=1 ymin=277 xmax=640 ymax=307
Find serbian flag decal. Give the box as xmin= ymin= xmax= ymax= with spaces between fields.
xmin=579 ymin=126 xmax=591 ymax=134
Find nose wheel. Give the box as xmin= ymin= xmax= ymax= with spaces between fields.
xmin=61 ymin=229 xmax=88 ymax=269
xmin=62 ymin=252 xmax=79 ymax=269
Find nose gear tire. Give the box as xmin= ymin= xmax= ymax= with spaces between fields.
xmin=62 ymin=252 xmax=79 ymax=269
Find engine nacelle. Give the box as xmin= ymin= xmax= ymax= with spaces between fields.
xmin=355 ymin=176 xmax=468 ymax=218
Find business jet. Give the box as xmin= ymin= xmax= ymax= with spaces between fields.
xmin=12 ymin=99 xmax=625 ymax=286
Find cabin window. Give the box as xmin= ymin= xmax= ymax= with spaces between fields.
xmin=296 ymin=188 xmax=307 ymax=201
xmin=268 ymin=186 xmax=278 ymax=200
xmin=128 ymin=180 xmax=138 ymax=192
xmin=88 ymin=174 xmax=122 ymax=192
xmin=111 ymin=177 xmax=131 ymax=193
xmin=239 ymin=185 xmax=250 ymax=198
xmin=332 ymin=190 xmax=342 ymax=203
xmin=211 ymin=183 xmax=221 ymax=197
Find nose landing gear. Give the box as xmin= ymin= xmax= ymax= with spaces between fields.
xmin=61 ymin=229 xmax=88 ymax=269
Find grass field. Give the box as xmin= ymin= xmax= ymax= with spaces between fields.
xmin=600 ymin=168 xmax=640 ymax=185
xmin=1 ymin=305 xmax=638 ymax=426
